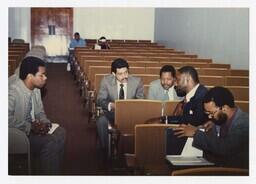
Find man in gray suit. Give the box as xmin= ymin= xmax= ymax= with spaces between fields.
xmin=174 ymin=87 xmax=249 ymax=168
xmin=96 ymin=58 xmax=144 ymax=153
xmin=148 ymin=65 xmax=181 ymax=101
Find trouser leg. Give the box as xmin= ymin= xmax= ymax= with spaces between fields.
xmin=96 ymin=115 xmax=109 ymax=149
xmin=29 ymin=126 xmax=66 ymax=175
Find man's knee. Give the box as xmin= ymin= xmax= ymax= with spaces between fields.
xmin=96 ymin=116 xmax=109 ymax=129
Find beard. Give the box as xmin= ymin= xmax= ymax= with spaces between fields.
xmin=161 ymin=84 xmax=170 ymax=90
xmin=174 ymin=86 xmax=187 ymax=97
xmin=212 ymin=112 xmax=228 ymax=126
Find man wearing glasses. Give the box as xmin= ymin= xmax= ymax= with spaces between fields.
xmin=174 ymin=86 xmax=249 ymax=169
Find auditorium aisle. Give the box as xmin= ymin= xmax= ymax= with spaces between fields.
xmin=42 ymin=62 xmax=108 ymax=175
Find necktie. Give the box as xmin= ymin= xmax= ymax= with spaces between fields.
xmin=163 ymin=90 xmax=169 ymax=101
xmin=119 ymin=84 xmax=124 ymax=99
xmin=172 ymin=98 xmax=187 ymax=116
xmin=25 ymin=95 xmax=32 ymax=123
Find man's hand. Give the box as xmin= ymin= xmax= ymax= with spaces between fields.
xmin=173 ymin=124 xmax=197 ymax=138
xmin=110 ymin=102 xmax=115 ymax=111
xmin=198 ymin=121 xmax=214 ymax=132
xmin=31 ymin=120 xmax=51 ymax=135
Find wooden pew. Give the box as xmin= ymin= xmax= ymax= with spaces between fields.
xmin=171 ymin=167 xmax=249 ymax=176
xmin=236 ymin=100 xmax=249 ymax=113
xmin=199 ymin=76 xmax=226 ymax=86
xmin=226 ymin=86 xmax=249 ymax=101
xmin=126 ymin=124 xmax=179 ymax=175
xmin=230 ymin=69 xmax=249 ymax=76
xmin=225 ymin=76 xmax=249 ymax=86
xmin=115 ymin=100 xmax=179 ymax=154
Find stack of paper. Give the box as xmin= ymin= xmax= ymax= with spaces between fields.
xmin=166 ymin=155 xmax=214 ymax=166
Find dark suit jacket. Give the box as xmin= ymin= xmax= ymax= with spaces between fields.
xmin=167 ymin=84 xmax=208 ymax=126
xmin=192 ymin=108 xmax=249 ymax=168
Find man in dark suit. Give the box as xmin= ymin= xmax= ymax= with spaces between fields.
xmin=174 ymin=87 xmax=249 ymax=168
xmin=163 ymin=66 xmax=208 ymax=126
xmin=96 ymin=58 xmax=144 ymax=152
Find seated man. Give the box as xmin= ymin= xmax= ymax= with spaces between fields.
xmin=174 ymin=86 xmax=249 ymax=169
xmin=94 ymin=36 xmax=110 ymax=50
xmin=96 ymin=58 xmax=144 ymax=153
xmin=8 ymin=57 xmax=66 ymax=175
xmin=68 ymin=32 xmax=86 ymax=65
xmin=163 ymin=66 xmax=208 ymax=126
xmin=69 ymin=32 xmax=86 ymax=49
xmin=148 ymin=65 xmax=182 ymax=101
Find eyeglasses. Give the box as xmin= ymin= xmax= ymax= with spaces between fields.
xmin=205 ymin=107 xmax=221 ymax=118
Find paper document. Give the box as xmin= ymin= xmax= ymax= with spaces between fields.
xmin=166 ymin=155 xmax=214 ymax=166
xmin=48 ymin=123 xmax=59 ymax=134
xmin=181 ymin=137 xmax=203 ymax=156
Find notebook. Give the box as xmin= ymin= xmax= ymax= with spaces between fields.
xmin=166 ymin=155 xmax=214 ymax=166
xmin=48 ymin=123 xmax=59 ymax=134
xmin=165 ymin=128 xmax=214 ymax=166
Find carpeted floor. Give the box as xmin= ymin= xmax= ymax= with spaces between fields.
xmin=42 ymin=63 xmax=111 ymax=175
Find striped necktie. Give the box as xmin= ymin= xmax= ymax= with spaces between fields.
xmin=119 ymin=84 xmax=124 ymax=99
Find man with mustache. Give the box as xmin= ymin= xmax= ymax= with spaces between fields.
xmin=96 ymin=58 xmax=144 ymax=155
xmin=147 ymin=65 xmax=182 ymax=101
xmin=173 ymin=87 xmax=249 ymax=168
xmin=163 ymin=66 xmax=208 ymax=126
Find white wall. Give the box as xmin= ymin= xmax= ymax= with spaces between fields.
xmin=74 ymin=8 xmax=155 ymax=41
xmin=155 ymin=8 xmax=249 ymax=69
xmin=8 ymin=7 xmax=31 ymax=43
xmin=8 ymin=7 xmax=155 ymax=45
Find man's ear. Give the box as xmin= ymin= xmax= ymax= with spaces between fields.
xmin=222 ymin=105 xmax=229 ymax=111
xmin=27 ymin=74 xmax=33 ymax=79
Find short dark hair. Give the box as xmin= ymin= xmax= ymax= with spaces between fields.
xmin=203 ymin=86 xmax=235 ymax=108
xmin=19 ymin=56 xmax=46 ymax=80
xmin=160 ymin=65 xmax=176 ymax=78
xmin=111 ymin=58 xmax=129 ymax=73
xmin=99 ymin=36 xmax=106 ymax=40
xmin=74 ymin=32 xmax=80 ymax=36
xmin=178 ymin=66 xmax=199 ymax=83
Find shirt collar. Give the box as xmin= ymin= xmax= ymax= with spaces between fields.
xmin=164 ymin=85 xmax=174 ymax=93
xmin=17 ymin=79 xmax=33 ymax=96
xmin=185 ymin=83 xmax=199 ymax=102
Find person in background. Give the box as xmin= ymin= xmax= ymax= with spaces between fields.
xmin=68 ymin=32 xmax=86 ymax=70
xmin=148 ymin=65 xmax=181 ymax=101
xmin=96 ymin=58 xmax=144 ymax=154
xmin=69 ymin=32 xmax=86 ymax=49
xmin=94 ymin=36 xmax=110 ymax=50
xmin=9 ymin=57 xmax=66 ymax=175
xmin=162 ymin=66 xmax=208 ymax=126
xmin=173 ymin=86 xmax=249 ymax=169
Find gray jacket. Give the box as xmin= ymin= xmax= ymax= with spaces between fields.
xmin=96 ymin=74 xmax=144 ymax=111
xmin=147 ymin=79 xmax=181 ymax=101
xmin=193 ymin=108 xmax=249 ymax=168
xmin=8 ymin=79 xmax=50 ymax=135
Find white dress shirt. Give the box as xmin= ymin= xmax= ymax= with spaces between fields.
xmin=108 ymin=81 xmax=128 ymax=111
xmin=185 ymin=83 xmax=200 ymax=102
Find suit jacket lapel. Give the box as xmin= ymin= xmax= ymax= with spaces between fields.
xmin=127 ymin=76 xmax=133 ymax=99
xmin=111 ymin=75 xmax=118 ymax=100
